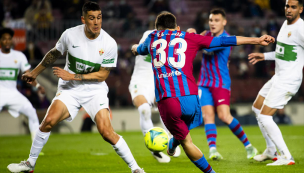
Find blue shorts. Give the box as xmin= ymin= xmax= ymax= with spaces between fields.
xmin=157 ymin=95 xmax=203 ymax=140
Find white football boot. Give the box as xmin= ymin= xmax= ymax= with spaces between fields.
xmin=267 ymin=156 xmax=295 ymax=166
xmin=254 ymin=148 xmax=278 ymax=162
xmin=132 ymin=168 xmax=146 ymax=173
xmin=7 ymin=160 xmax=34 ymax=173
xmin=152 ymin=152 xmax=170 ymax=163
xmin=172 ymin=145 xmax=181 ymax=157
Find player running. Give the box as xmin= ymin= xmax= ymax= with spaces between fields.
xmin=248 ymin=0 xmax=303 ymax=166
xmin=7 ymin=2 xmax=145 ymax=173
xmin=196 ymin=8 xmax=258 ymax=160
xmin=132 ymin=12 xmax=274 ymax=173
xmin=0 ymin=28 xmax=43 ymax=142
xmin=129 ymin=30 xmax=181 ymax=163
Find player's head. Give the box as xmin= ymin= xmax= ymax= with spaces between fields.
xmin=0 ymin=28 xmax=14 ymax=52
xmin=285 ymin=0 xmax=303 ymax=23
xmin=81 ymin=1 xmax=102 ymax=37
xmin=186 ymin=28 xmax=197 ymax=34
xmin=209 ymin=8 xmax=227 ymax=36
xmin=155 ymin=12 xmax=180 ymax=31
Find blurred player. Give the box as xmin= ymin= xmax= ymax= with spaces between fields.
xmin=7 ymin=2 xmax=145 ymax=173
xmin=0 ymin=28 xmax=43 ymax=142
xmin=132 ymin=12 xmax=274 ymax=173
xmin=248 ymin=0 xmax=303 ymax=166
xmin=129 ymin=30 xmax=181 ymax=163
xmin=196 ymin=8 xmax=258 ymax=160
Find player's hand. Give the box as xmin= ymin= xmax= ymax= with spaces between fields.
xmin=248 ymin=53 xmax=265 ymax=65
xmin=38 ymin=85 xmax=46 ymax=95
xmin=259 ymin=35 xmax=275 ymax=46
xmin=52 ymin=67 xmax=73 ymax=81
xmin=22 ymin=71 xmax=37 ymax=84
xmin=200 ymin=30 xmax=207 ymax=36
xmin=131 ymin=44 xmax=139 ymax=56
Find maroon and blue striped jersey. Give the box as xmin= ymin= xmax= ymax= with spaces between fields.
xmin=137 ymin=30 xmax=236 ymax=101
xmin=197 ymin=31 xmax=232 ymax=90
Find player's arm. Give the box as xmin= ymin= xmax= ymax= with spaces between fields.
xmin=132 ymin=34 xmax=151 ymax=56
xmin=235 ymin=35 xmax=275 ymax=46
xmin=52 ymin=66 xmax=112 ymax=82
xmin=248 ymin=51 xmax=275 ymax=65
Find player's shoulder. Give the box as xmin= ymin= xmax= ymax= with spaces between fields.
xmin=100 ymin=28 xmax=117 ymax=45
xmin=297 ymin=18 xmax=304 ymax=28
xmin=11 ymin=49 xmax=26 ymax=58
xmin=64 ymin=24 xmax=84 ymax=34
xmin=144 ymin=30 xmax=156 ymax=37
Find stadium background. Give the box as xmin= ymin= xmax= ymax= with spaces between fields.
xmin=0 ymin=0 xmax=304 ymax=134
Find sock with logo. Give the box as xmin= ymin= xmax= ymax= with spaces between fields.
xmin=138 ymin=103 xmax=153 ymax=135
xmin=192 ymin=155 xmax=214 ymax=173
xmin=228 ymin=118 xmax=250 ymax=147
xmin=27 ymin=129 xmax=50 ymax=166
xmin=113 ymin=136 xmax=140 ymax=171
xmin=204 ymin=124 xmax=217 ymax=149
xmin=258 ymin=114 xmax=292 ymax=159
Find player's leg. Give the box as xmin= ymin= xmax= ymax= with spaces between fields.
xmin=94 ymin=108 xmax=144 ymax=172
xmin=217 ymin=104 xmax=257 ymax=159
xmin=252 ymin=94 xmax=277 ymax=161
xmin=7 ymin=100 xmax=71 ymax=172
xmin=199 ymin=87 xmax=222 ymax=159
xmin=133 ymin=95 xmax=153 ymax=135
xmin=257 ymin=87 xmax=295 ymax=165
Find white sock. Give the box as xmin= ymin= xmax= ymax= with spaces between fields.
xmin=138 ymin=103 xmax=153 ymax=135
xmin=252 ymin=106 xmax=276 ymax=150
xmin=20 ymin=106 xmax=40 ymax=141
xmin=258 ymin=114 xmax=292 ymax=159
xmin=27 ymin=129 xmax=51 ymax=166
xmin=113 ymin=136 xmax=140 ymax=171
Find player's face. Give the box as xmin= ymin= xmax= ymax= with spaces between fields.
xmin=82 ymin=10 xmax=102 ymax=36
xmin=0 ymin=33 xmax=12 ymax=52
xmin=209 ymin=14 xmax=226 ymax=36
xmin=285 ymin=0 xmax=303 ymax=23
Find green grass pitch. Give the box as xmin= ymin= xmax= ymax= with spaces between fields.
xmin=1 ymin=125 xmax=304 ymax=173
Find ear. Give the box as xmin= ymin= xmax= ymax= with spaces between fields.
xmin=300 ymin=6 xmax=303 ymax=14
xmin=81 ymin=16 xmax=85 ymax=24
xmin=176 ymin=26 xmax=180 ymax=31
xmin=223 ymin=19 xmax=227 ymax=26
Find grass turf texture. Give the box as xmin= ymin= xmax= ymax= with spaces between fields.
xmin=1 ymin=125 xmax=303 ymax=173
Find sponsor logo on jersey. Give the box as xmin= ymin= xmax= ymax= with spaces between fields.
xmin=275 ymin=41 xmax=297 ymax=61
xmin=99 ymin=49 xmax=104 ymax=56
xmin=102 ymin=58 xmax=114 ymax=64
xmin=158 ymin=70 xmax=182 ymax=78
xmin=68 ymin=52 xmax=100 ymax=74
xmin=143 ymin=54 xmax=152 ymax=63
xmin=0 ymin=68 xmax=18 ymax=80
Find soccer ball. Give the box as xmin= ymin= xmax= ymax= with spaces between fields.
xmin=144 ymin=127 xmax=169 ymax=152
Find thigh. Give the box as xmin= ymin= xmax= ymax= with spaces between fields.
xmin=209 ymin=87 xmax=230 ymax=107
xmin=129 ymin=82 xmax=155 ymax=105
xmin=179 ymin=95 xmax=203 ymax=130
xmin=157 ymin=97 xmax=189 ymax=141
xmin=198 ymin=86 xmax=214 ymax=107
xmin=4 ymin=91 xmax=31 ymax=118
xmin=258 ymin=77 xmax=274 ymax=98
xmin=264 ymin=86 xmax=294 ymax=109
xmin=52 ymin=90 xmax=81 ymax=122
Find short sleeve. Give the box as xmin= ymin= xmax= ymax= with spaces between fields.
xmin=19 ymin=52 xmax=31 ymax=73
xmin=101 ymin=39 xmax=118 ymax=67
xmin=55 ymin=30 xmax=69 ymax=55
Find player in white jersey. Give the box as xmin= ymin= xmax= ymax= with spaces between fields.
xmin=0 ymin=28 xmax=43 ymax=142
xmin=129 ymin=30 xmax=181 ymax=163
xmin=248 ymin=0 xmax=303 ymax=166
xmin=7 ymin=2 xmax=145 ymax=173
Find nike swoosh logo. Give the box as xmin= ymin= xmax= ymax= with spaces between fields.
xmin=218 ymin=99 xmax=225 ymax=103
xmin=72 ymin=45 xmax=79 ymax=48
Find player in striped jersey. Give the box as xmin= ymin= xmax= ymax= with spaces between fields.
xmin=196 ymin=9 xmax=258 ymax=160
xmin=132 ymin=12 xmax=274 ymax=173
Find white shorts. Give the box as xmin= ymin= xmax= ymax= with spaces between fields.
xmin=52 ymin=89 xmax=109 ymax=123
xmin=258 ymin=76 xmax=297 ymax=109
xmin=0 ymin=89 xmax=35 ymax=118
xmin=128 ymin=81 xmax=155 ymax=105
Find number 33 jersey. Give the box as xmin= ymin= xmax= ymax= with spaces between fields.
xmin=55 ymin=24 xmax=118 ymax=92
xmin=137 ymin=30 xmax=236 ymax=101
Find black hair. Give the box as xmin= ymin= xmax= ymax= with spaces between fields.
xmin=82 ymin=1 xmax=101 ymax=16
xmin=0 ymin=28 xmax=14 ymax=38
xmin=210 ymin=8 xmax=226 ymax=18
xmin=297 ymin=0 xmax=303 ymax=6
xmin=155 ymin=12 xmax=177 ymax=30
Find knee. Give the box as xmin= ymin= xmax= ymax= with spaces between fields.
xmin=40 ymin=115 xmax=56 ymax=131
xmin=100 ymin=128 xmax=116 ymax=142
xmin=218 ymin=112 xmax=231 ymax=124
xmin=138 ymin=103 xmax=151 ymax=120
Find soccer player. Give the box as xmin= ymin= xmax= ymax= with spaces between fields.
xmin=197 ymin=8 xmax=258 ymax=160
xmin=248 ymin=0 xmax=304 ymax=166
xmin=129 ymin=30 xmax=181 ymax=163
xmin=7 ymin=2 xmax=145 ymax=173
xmin=0 ymin=28 xmax=43 ymax=142
xmin=132 ymin=12 xmax=274 ymax=173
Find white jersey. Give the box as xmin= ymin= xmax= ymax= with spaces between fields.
xmin=130 ymin=30 xmax=155 ymax=84
xmin=55 ymin=24 xmax=118 ymax=92
xmin=0 ymin=49 xmax=31 ymax=91
xmin=265 ymin=18 xmax=304 ymax=92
